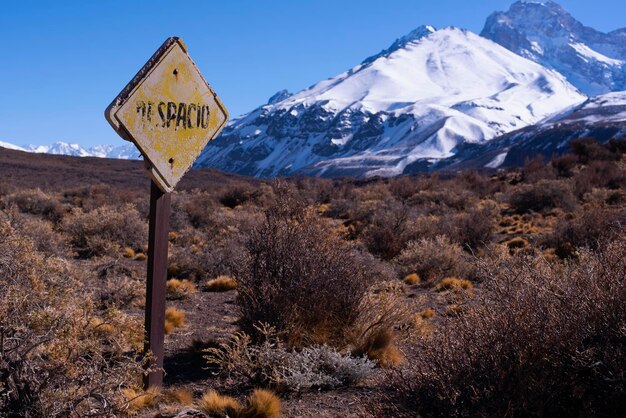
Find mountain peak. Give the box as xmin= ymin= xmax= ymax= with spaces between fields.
xmin=196 ymin=25 xmax=584 ymax=178
xmin=482 ymin=0 xmax=626 ymax=95
xmin=362 ymin=24 xmax=436 ymax=64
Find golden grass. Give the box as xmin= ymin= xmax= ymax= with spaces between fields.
xmin=445 ymin=303 xmax=463 ymax=316
xmin=507 ymin=237 xmax=529 ymax=249
xmin=122 ymin=387 xmax=161 ymax=414
xmin=134 ymin=252 xmax=147 ymax=261
xmin=166 ymin=278 xmax=197 ymax=299
xmin=436 ymin=277 xmax=473 ymax=292
xmin=164 ymin=388 xmax=194 ymax=406
xmin=418 ymin=307 xmax=436 ymax=320
xmin=165 ymin=307 xmax=186 ymax=335
xmin=197 ymin=390 xmax=242 ymax=416
xmin=359 ymin=328 xmax=404 ymax=368
xmin=403 ymin=273 xmax=421 ymax=285
xmin=206 ymin=275 xmax=237 ymax=292
xmin=243 ymin=389 xmax=282 ymax=418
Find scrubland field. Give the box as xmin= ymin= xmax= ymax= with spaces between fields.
xmin=0 ymin=138 xmax=625 ymax=417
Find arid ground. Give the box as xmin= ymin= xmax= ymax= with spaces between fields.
xmin=1 ymin=138 xmax=625 ymax=417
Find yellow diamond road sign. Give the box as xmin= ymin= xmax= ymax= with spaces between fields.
xmin=106 ymin=37 xmax=229 ymax=192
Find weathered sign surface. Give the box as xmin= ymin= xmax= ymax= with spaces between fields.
xmin=106 ymin=37 xmax=229 ymax=192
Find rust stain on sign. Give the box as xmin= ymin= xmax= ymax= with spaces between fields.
xmin=106 ymin=37 xmax=229 ymax=192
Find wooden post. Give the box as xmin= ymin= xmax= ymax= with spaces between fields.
xmin=144 ymin=180 xmax=171 ymax=388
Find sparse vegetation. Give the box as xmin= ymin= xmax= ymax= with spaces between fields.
xmin=206 ymin=275 xmax=238 ymax=292
xmin=1 ymin=138 xmax=624 ymax=417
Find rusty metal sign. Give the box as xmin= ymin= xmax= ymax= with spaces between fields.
xmin=106 ymin=37 xmax=229 ymax=192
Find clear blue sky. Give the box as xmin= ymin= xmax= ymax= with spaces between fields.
xmin=1 ymin=0 xmax=624 ymax=147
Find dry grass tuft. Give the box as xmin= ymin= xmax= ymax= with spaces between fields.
xmin=357 ymin=328 xmax=404 ymax=367
xmin=122 ymin=387 xmax=161 ymax=414
xmin=134 ymin=252 xmax=147 ymax=261
xmin=122 ymin=247 xmax=136 ymax=258
xmin=206 ymin=275 xmax=238 ymax=292
xmin=197 ymin=390 xmax=242 ymax=416
xmin=436 ymin=277 xmax=473 ymax=292
xmin=418 ymin=308 xmax=436 ymax=320
xmin=403 ymin=273 xmax=421 ymax=285
xmin=164 ymin=388 xmax=194 ymax=406
xmin=243 ymin=389 xmax=282 ymax=418
xmin=167 ymin=278 xmax=197 ymax=299
xmin=165 ymin=307 xmax=186 ymax=335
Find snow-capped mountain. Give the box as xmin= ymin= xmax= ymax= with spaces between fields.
xmin=481 ymin=1 xmax=626 ymax=96
xmin=196 ymin=26 xmax=585 ymax=178
xmin=25 ymin=142 xmax=93 ymax=157
xmin=435 ymin=91 xmax=626 ymax=171
xmin=0 ymin=141 xmax=26 ymax=152
xmin=0 ymin=141 xmax=142 ymax=160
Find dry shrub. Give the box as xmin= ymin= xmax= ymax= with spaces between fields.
xmin=62 ymin=184 xmax=140 ymax=212
xmin=205 ymin=326 xmax=376 ymax=392
xmin=394 ymin=236 xmax=469 ymax=283
xmin=451 ymin=204 xmax=495 ymax=251
xmin=363 ymin=201 xmax=413 ymax=260
xmin=206 ymin=275 xmax=238 ymax=292
xmin=574 ymin=160 xmax=626 ymax=198
xmin=220 ymin=186 xmax=256 ymax=209
xmin=0 ymin=219 xmax=144 ymax=417
xmin=62 ymin=203 xmax=147 ymax=258
xmin=546 ymin=206 xmax=623 ymax=258
xmin=387 ymin=242 xmax=626 ymax=417
xmin=571 ymin=137 xmax=622 ymax=164
xmin=9 ymin=211 xmax=69 ymax=256
xmin=508 ymin=179 xmax=576 ymax=214
xmin=6 ymin=188 xmax=65 ymax=223
xmin=198 ymin=390 xmax=243 ymax=416
xmin=236 ymin=186 xmax=374 ymax=347
xmin=551 ymin=153 xmax=578 ymax=177
xmin=167 ymin=278 xmax=197 ymax=299
xmin=96 ymin=261 xmax=144 ymax=309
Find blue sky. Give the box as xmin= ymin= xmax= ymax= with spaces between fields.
xmin=1 ymin=0 xmax=624 ymax=147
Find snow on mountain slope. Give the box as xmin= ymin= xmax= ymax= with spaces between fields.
xmin=434 ymin=91 xmax=626 ymax=171
xmin=5 ymin=141 xmax=142 ymax=160
xmin=196 ymin=26 xmax=585 ymax=178
xmin=0 ymin=141 xmax=26 ymax=151
xmin=481 ymin=1 xmax=626 ymax=96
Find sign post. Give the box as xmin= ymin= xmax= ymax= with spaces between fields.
xmin=105 ymin=37 xmax=228 ymax=387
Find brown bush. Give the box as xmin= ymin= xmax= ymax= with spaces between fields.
xmin=236 ymin=186 xmax=375 ymax=347
xmin=62 ymin=203 xmax=147 ymax=258
xmin=573 ymin=160 xmax=626 ymax=198
xmin=571 ymin=137 xmax=621 ymax=164
xmin=220 ymin=185 xmax=257 ymax=209
xmin=508 ymin=179 xmax=576 ymax=214
xmin=546 ymin=206 xmax=623 ymax=258
xmin=0 ymin=219 xmax=144 ymax=417
xmin=363 ymin=201 xmax=413 ymax=260
xmin=394 ymin=236 xmax=469 ymax=282
xmin=6 ymin=188 xmax=65 ymax=223
xmin=386 ymin=242 xmax=626 ymax=417
xmin=450 ymin=204 xmax=495 ymax=251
